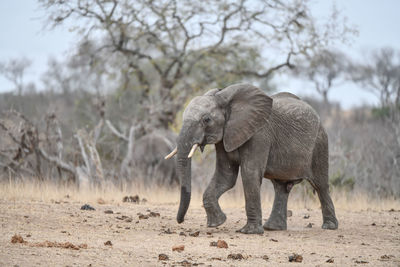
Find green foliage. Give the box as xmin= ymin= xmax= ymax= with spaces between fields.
xmin=330 ymin=171 xmax=355 ymax=191
xmin=371 ymin=106 xmax=391 ymax=118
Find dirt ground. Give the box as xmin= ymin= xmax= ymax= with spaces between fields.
xmin=1 ymin=193 xmax=399 ymax=267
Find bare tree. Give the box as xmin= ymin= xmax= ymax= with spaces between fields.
xmin=0 ymin=57 xmax=32 ymax=95
xmin=293 ymin=49 xmax=349 ymax=104
xmin=38 ymin=0 xmax=354 ymax=129
xmin=351 ymin=47 xmax=400 ymax=108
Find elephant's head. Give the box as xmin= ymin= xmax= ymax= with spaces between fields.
xmin=165 ymin=83 xmax=273 ymax=223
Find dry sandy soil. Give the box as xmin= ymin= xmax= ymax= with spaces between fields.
xmin=1 ymin=188 xmax=399 ymax=266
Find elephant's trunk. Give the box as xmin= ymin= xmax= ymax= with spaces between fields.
xmin=176 ymin=123 xmax=201 ymax=223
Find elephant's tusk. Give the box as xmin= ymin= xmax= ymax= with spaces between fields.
xmin=164 ymin=147 xmax=178 ymax=159
xmin=187 ymin=144 xmax=198 ymax=158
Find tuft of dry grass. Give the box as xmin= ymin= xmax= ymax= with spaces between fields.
xmin=0 ymin=180 xmax=398 ymax=212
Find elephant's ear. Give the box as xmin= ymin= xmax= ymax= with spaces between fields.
xmin=215 ymin=83 xmax=273 ymax=152
xmin=203 ymin=88 xmax=220 ymax=96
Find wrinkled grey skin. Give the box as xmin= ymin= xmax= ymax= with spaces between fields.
xmin=175 ymin=83 xmax=338 ymax=234
xmin=131 ymin=130 xmax=178 ymax=187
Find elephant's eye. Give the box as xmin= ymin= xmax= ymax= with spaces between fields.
xmin=202 ymin=117 xmax=211 ymax=125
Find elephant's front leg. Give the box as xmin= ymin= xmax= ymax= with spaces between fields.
xmin=236 ymin=137 xmax=269 ymax=234
xmin=237 ymin=167 xmax=264 ymax=234
xmin=203 ymin=143 xmax=239 ymax=227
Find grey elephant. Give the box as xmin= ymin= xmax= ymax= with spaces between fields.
xmin=165 ymin=83 xmax=338 ymax=234
xmin=131 ymin=130 xmax=178 ymax=187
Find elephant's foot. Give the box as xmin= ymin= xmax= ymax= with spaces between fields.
xmin=263 ymin=217 xmax=287 ymax=231
xmin=322 ymin=217 xmax=338 ymax=230
xmin=206 ymin=211 xmax=226 ymax=227
xmin=236 ymin=222 xmax=264 ymax=234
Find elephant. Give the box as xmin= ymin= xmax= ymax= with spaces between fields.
xmin=130 ymin=130 xmax=179 ymax=187
xmin=165 ymin=83 xmax=338 ymax=234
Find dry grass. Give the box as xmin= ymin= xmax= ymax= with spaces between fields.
xmin=0 ymin=179 xmax=398 ymax=212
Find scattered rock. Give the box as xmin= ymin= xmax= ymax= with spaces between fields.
xmin=104 ymin=210 xmax=114 ymax=214
xmin=228 ymin=253 xmax=244 ymax=260
xmin=149 ymin=211 xmax=160 ymax=217
xmin=287 ymin=210 xmax=293 ymax=217
xmin=326 ymin=258 xmax=334 ymax=263
xmin=138 ymin=214 xmax=149 ymax=220
xmin=123 ymin=195 xmax=140 ymax=203
xmin=210 ymin=240 xmax=228 ymax=248
xmin=269 ymin=238 xmax=278 ymax=242
xmin=172 ymin=245 xmax=185 ymax=252
xmin=178 ymin=260 xmax=191 ymax=266
xmin=104 ymin=240 xmax=112 ymax=246
xmin=80 ymin=204 xmax=95 ymax=211
xmin=306 ymin=223 xmax=314 ymax=228
xmin=163 ymin=228 xmax=175 ymax=234
xmin=303 ymin=214 xmax=310 ymax=219
xmin=97 ymin=198 xmax=106 ymax=204
xmin=31 ymin=241 xmax=87 ymax=250
xmin=158 ymin=254 xmax=169 ymax=261
xmin=262 ymin=255 xmax=269 ymax=261
xmin=189 ymin=231 xmax=200 ymax=237
xmin=11 ymin=234 xmax=26 ymax=244
xmin=380 ymin=255 xmax=394 ymax=261
xmin=288 ymin=253 xmax=303 ymax=262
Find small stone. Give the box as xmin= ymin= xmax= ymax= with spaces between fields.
xmin=123 ymin=195 xmax=140 ymax=203
xmin=380 ymin=255 xmax=394 ymax=261
xmin=355 ymin=260 xmax=368 ymax=264
xmin=228 ymin=253 xmax=244 ymax=260
xmin=326 ymin=258 xmax=334 ymax=263
xmin=172 ymin=245 xmax=184 ymax=252
xmin=216 ymin=240 xmax=228 ymax=248
xmin=104 ymin=241 xmax=112 ymax=246
xmin=179 ymin=260 xmax=191 ymax=266
xmin=80 ymin=204 xmax=95 ymax=211
xmin=371 ymin=222 xmax=376 ymax=226
xmin=303 ymin=214 xmax=310 ymax=219
xmin=179 ymin=232 xmax=186 ymax=236
xmin=104 ymin=210 xmax=113 ymax=214
xmin=262 ymin=255 xmax=269 ymax=261
xmin=287 ymin=210 xmax=293 ymax=217
xmin=158 ymin=254 xmax=169 ymax=261
xmin=189 ymin=231 xmax=200 ymax=237
xmin=11 ymin=234 xmax=25 ymax=244
xmin=306 ymin=223 xmax=313 ymax=228
xmin=149 ymin=211 xmax=160 ymax=217
xmin=138 ymin=214 xmax=149 ymax=219
xmin=288 ymin=253 xmax=303 ymax=262
xmin=269 ymin=238 xmax=278 ymax=242
xmin=97 ymin=198 xmax=106 ymax=204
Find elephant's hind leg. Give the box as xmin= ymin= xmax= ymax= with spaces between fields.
xmin=310 ymin=127 xmax=338 ymax=230
xmin=264 ymin=180 xmax=294 ymax=231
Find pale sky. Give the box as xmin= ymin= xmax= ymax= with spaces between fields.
xmin=0 ymin=0 xmax=399 ymax=109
